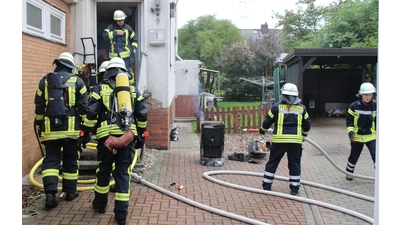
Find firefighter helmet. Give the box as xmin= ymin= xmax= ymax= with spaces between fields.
xmin=113 ymin=10 xmax=127 ymax=21
xmin=53 ymin=52 xmax=75 ymax=69
xmin=359 ymin=82 xmax=376 ymax=94
xmin=99 ymin=61 xmax=110 ymax=73
xmin=107 ymin=57 xmax=126 ymax=71
xmin=281 ymin=83 xmax=299 ymax=96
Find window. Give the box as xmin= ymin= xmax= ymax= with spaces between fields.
xmin=22 ymin=0 xmax=66 ymax=44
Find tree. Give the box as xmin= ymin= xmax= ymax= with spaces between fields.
xmin=216 ymin=37 xmax=280 ymax=101
xmin=274 ymin=0 xmax=378 ymax=51
xmin=273 ymin=0 xmax=325 ymax=52
xmin=178 ymin=15 xmax=243 ymax=70
xmin=320 ymin=0 xmax=378 ymax=48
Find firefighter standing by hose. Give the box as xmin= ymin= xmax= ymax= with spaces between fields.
xmin=345 ymin=82 xmax=377 ymax=181
xmin=34 ymin=52 xmax=88 ymax=208
xmin=259 ymin=83 xmax=311 ymax=195
xmin=103 ymin=10 xmax=138 ymax=84
xmin=80 ymin=57 xmax=147 ymax=225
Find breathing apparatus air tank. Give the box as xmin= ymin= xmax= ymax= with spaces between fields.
xmin=115 ymin=72 xmax=132 ymax=130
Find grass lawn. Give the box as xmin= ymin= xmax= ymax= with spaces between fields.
xmin=217 ymin=101 xmax=261 ymax=108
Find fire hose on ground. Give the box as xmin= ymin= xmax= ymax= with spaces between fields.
xmin=29 ymin=143 xmax=139 ymax=191
xmin=30 ymin=125 xmax=374 ymax=224
xmin=132 ymin=129 xmax=374 ymax=225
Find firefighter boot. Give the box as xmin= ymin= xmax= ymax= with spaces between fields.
xmin=290 ymin=184 xmax=299 ymax=195
xmin=45 ymin=193 xmax=58 ymax=209
xmin=262 ymin=182 xmax=272 ymax=191
xmin=66 ymin=191 xmax=79 ymax=201
xmin=92 ymin=199 xmax=106 ymax=213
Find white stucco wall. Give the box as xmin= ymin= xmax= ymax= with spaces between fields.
xmin=175 ymin=60 xmax=201 ymax=95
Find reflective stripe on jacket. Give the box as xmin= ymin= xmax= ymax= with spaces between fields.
xmin=260 ymin=102 xmax=311 ymax=144
xmin=346 ymin=100 xmax=376 ymax=142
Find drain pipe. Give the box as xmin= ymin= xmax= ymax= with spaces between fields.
xmin=132 ymin=173 xmax=270 ymax=225
xmin=174 ymin=0 xmax=183 ymax=61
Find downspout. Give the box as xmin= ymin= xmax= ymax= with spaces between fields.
xmin=175 ymin=0 xmax=183 ymax=61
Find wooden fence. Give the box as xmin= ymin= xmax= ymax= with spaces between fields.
xmin=198 ymin=104 xmax=272 ymax=134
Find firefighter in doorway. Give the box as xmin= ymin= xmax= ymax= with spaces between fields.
xmin=103 ymin=9 xmax=138 ymax=85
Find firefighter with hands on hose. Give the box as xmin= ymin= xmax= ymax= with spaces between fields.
xmin=34 ymin=52 xmax=89 ymax=209
xmin=103 ymin=10 xmax=138 ymax=85
xmin=259 ymin=83 xmax=311 ymax=195
xmin=80 ymin=57 xmax=148 ymax=225
xmin=345 ymin=82 xmax=377 ymax=181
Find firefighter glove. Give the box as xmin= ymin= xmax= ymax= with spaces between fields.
xmin=259 ymin=128 xmax=266 ymax=135
xmin=77 ymin=129 xmax=91 ymax=149
xmin=35 ymin=119 xmax=43 ymax=136
xmin=348 ymin=132 xmax=355 ymax=143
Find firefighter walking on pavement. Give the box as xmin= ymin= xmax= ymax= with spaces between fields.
xmin=80 ymin=57 xmax=148 ymax=225
xmin=259 ymin=83 xmax=311 ymax=195
xmin=34 ymin=52 xmax=88 ymax=208
xmin=345 ymin=82 xmax=377 ymax=181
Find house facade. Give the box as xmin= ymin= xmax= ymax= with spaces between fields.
xmin=22 ymin=0 xmax=200 ymax=177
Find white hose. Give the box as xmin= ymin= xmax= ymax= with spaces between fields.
xmin=303 ymin=137 xmax=374 ymax=181
xmin=203 ymin=170 xmax=374 ymax=224
xmin=132 ymin=173 xmax=270 ymax=225
xmin=131 ymin=137 xmax=375 ymax=224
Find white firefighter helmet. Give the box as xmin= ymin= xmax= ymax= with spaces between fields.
xmin=359 ymin=82 xmax=376 ymax=94
xmin=106 ymin=57 xmax=126 ymax=71
xmin=280 ymin=83 xmax=301 ymax=104
xmin=53 ymin=52 xmax=75 ymax=69
xmin=113 ymin=10 xmax=127 ymax=21
xmin=281 ymin=83 xmax=299 ymax=96
xmin=99 ymin=60 xmax=110 ymax=73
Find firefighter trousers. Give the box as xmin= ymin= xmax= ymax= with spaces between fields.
xmin=346 ymin=139 xmax=376 ymax=173
xmin=94 ymin=137 xmax=134 ymax=221
xmin=263 ymin=143 xmax=303 ymax=191
xmin=42 ymin=138 xmax=80 ymax=194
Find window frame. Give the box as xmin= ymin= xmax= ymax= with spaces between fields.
xmin=22 ymin=0 xmax=66 ymax=44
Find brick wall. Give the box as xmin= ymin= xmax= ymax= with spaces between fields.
xmin=22 ymin=0 xmax=71 ymax=177
xmin=145 ymin=98 xmax=174 ymax=150
xmin=175 ymin=95 xmax=198 ymax=118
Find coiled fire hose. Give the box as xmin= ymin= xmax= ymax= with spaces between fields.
xmin=29 ymin=143 xmax=139 ymax=191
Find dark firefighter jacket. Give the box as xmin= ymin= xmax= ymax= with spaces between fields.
xmin=260 ymin=101 xmax=311 ymax=144
xmin=34 ymin=69 xmax=88 ymax=141
xmin=103 ymin=23 xmax=138 ymax=60
xmin=346 ymin=99 xmax=377 ymax=142
xmin=82 ymin=73 xmax=147 ymax=139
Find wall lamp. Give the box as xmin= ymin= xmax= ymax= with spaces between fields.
xmin=150 ymin=0 xmax=161 ymax=16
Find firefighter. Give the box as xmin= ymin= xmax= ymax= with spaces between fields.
xmin=345 ymin=82 xmax=377 ymax=181
xmin=103 ymin=9 xmax=138 ymax=84
xmin=80 ymin=57 xmax=148 ymax=225
xmin=97 ymin=60 xmax=109 ymax=83
xmin=259 ymin=83 xmax=311 ymax=195
xmin=34 ymin=52 xmax=88 ymax=208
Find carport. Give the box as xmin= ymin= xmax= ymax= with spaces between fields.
xmin=281 ymin=48 xmax=377 ymax=117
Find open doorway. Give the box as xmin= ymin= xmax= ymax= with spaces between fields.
xmin=96 ymin=2 xmax=140 ymax=82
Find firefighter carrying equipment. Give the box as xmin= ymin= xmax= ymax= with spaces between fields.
xmin=45 ymin=72 xmax=72 ymax=126
xmin=105 ymin=129 xmax=135 ymax=151
xmin=115 ymin=72 xmax=133 ymax=130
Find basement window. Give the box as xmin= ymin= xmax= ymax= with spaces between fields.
xmin=22 ymin=0 xmax=66 ymax=44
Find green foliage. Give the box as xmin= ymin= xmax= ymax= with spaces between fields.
xmin=320 ymin=0 xmax=378 ymax=48
xmin=274 ymin=0 xmax=378 ymax=51
xmin=178 ymin=15 xmax=243 ymax=70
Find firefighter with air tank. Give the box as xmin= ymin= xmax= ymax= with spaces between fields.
xmin=79 ymin=57 xmax=147 ymax=225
